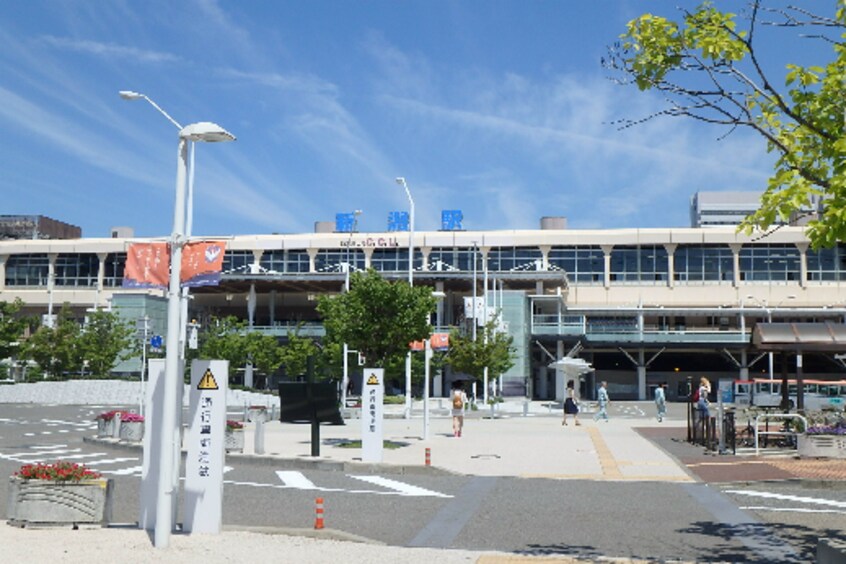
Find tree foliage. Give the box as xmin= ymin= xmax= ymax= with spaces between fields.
xmin=76 ymin=309 xmax=137 ymax=377
xmin=447 ymin=316 xmax=516 ymax=383
xmin=195 ymin=316 xmax=284 ymax=381
xmin=0 ymin=299 xmax=29 ymax=361
xmin=317 ymin=269 xmax=438 ymax=369
xmin=278 ymin=329 xmax=317 ymax=378
xmin=605 ymin=1 xmax=846 ymax=247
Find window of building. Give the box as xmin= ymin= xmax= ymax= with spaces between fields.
xmin=370 ymin=248 xmax=423 ymax=273
xmin=260 ymin=249 xmax=313 ymax=274
xmin=548 ymin=246 xmax=604 ymax=283
xmin=806 ymin=244 xmax=846 ymax=281
xmin=223 ymin=250 xmax=254 ymax=274
xmin=739 ymin=244 xmax=800 ymax=282
xmin=428 ymin=247 xmax=478 ymax=271
xmin=487 ymin=247 xmax=543 ymax=272
xmin=54 ymin=254 xmax=98 ymax=287
xmin=609 ymin=245 xmax=668 ymax=283
xmin=103 ymin=253 xmax=126 ymax=287
xmin=674 ymin=245 xmax=734 ymax=282
xmin=5 ymin=254 xmax=49 ymax=287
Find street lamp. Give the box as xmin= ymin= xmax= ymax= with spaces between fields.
xmin=746 ymin=294 xmax=796 ymax=380
xmin=341 ymin=210 xmax=362 ymax=408
xmin=122 ymin=91 xmax=234 ymax=548
xmin=395 ymin=177 xmax=415 ymax=418
xmin=423 ymin=291 xmax=446 ymax=441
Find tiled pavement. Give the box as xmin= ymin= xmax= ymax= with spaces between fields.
xmin=637 ymin=426 xmax=846 ymax=484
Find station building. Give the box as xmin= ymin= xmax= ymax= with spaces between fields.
xmin=1 ymin=221 xmax=844 ymax=401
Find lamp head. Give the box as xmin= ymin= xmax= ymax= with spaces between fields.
xmin=179 ymin=121 xmax=236 ymax=143
xmin=395 ymin=177 xmax=406 ymax=186
xmin=119 ymin=90 xmax=144 ymax=100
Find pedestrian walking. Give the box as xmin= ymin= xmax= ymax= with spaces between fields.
xmin=594 ymin=381 xmax=610 ymax=422
xmin=562 ymin=379 xmax=581 ymax=426
xmin=697 ymin=377 xmax=711 ymax=419
xmin=451 ymin=381 xmax=468 ymax=437
xmin=654 ymin=382 xmax=667 ymax=422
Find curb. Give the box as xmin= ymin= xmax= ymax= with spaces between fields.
xmin=83 ymin=436 xmax=460 ymax=476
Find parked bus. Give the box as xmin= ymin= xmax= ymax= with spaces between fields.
xmin=733 ymin=378 xmax=846 ymax=410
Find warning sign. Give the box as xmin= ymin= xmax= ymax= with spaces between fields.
xmin=197 ymin=369 xmax=219 ymax=390
xmin=366 ymin=373 xmax=380 ymax=385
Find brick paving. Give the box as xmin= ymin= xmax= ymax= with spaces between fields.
xmin=636 ymin=426 xmax=846 ymax=483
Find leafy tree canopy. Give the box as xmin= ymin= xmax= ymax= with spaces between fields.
xmin=605 ymin=1 xmax=846 ymax=247
xmin=447 ymin=316 xmax=516 ymax=383
xmin=0 ymin=299 xmax=29 ymax=361
xmin=317 ymin=269 xmax=438 ymax=369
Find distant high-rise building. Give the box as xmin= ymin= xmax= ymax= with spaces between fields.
xmin=0 ymin=215 xmax=81 ymax=240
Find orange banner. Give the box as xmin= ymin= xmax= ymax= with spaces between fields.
xmin=408 ymin=333 xmax=450 ymax=351
xmin=180 ymin=241 xmax=226 ymax=287
xmin=123 ymin=243 xmax=170 ymax=289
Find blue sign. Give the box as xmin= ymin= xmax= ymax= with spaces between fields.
xmin=335 ymin=213 xmax=355 ymax=233
xmin=150 ymin=335 xmax=163 ymax=349
xmin=441 ymin=210 xmax=463 ymax=231
xmin=387 ymin=211 xmax=409 ymax=232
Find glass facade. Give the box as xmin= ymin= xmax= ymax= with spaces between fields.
xmin=370 ymin=248 xmax=423 ymax=273
xmin=548 ymin=246 xmax=604 ymax=283
xmin=609 ymin=246 xmax=668 ymax=283
xmin=259 ymin=249 xmax=311 ymax=274
xmin=674 ymin=245 xmax=734 ymax=282
xmin=103 ymin=253 xmax=126 ymax=287
xmin=486 ymin=247 xmax=543 ymax=272
xmin=5 ymin=253 xmax=49 ymax=286
xmin=807 ymin=244 xmax=846 ymax=281
xmin=428 ymin=247 xmax=480 ymax=272
xmin=223 ymin=250 xmax=254 ymax=274
xmin=738 ymin=244 xmax=800 ymax=282
xmin=54 ymin=253 xmax=98 ymax=287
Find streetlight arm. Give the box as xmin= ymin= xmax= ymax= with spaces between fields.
xmin=119 ymin=90 xmax=183 ymax=130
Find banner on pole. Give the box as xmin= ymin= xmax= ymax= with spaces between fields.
xmin=123 ymin=243 xmax=169 ymax=289
xmin=181 ymin=241 xmax=225 ymax=287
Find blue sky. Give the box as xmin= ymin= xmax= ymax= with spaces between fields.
xmin=0 ymin=1 xmax=830 ymax=238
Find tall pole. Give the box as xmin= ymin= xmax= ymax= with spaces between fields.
xmin=396 ymin=178 xmax=414 ymax=419
xmin=423 ymin=338 xmax=431 ymax=440
xmin=155 ymin=136 xmax=188 ymax=548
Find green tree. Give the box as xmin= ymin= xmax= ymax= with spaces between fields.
xmin=279 ymin=329 xmax=317 ymax=379
xmin=317 ymin=269 xmax=438 ymax=369
xmin=447 ymin=316 xmax=516 ymax=387
xmin=244 ymin=331 xmax=284 ymax=380
xmin=21 ymin=304 xmax=80 ymax=380
xmin=76 ymin=309 xmax=137 ymax=377
xmin=0 ymin=298 xmax=29 ymax=361
xmin=605 ymin=1 xmax=846 ymax=247
xmin=195 ymin=316 xmax=285 ymax=385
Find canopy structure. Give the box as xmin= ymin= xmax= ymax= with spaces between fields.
xmin=752 ymin=322 xmax=846 ymax=352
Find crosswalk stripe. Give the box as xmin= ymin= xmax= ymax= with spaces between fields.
xmin=725 ymin=489 xmax=846 ymax=509
xmin=276 ymin=470 xmax=318 ymax=489
xmin=348 ymin=475 xmax=452 ymax=498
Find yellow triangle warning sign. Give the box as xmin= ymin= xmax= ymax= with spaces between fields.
xmin=366 ymin=373 xmax=380 ymax=385
xmin=198 ymin=369 xmax=219 ymax=390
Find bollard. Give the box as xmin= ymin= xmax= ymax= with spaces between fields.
xmin=314 ymin=497 xmax=324 ymax=529
xmin=255 ymin=417 xmax=265 ymax=455
xmin=425 ymin=447 xmax=431 ymax=466
xmin=112 ymin=411 xmax=122 ymax=439
xmin=243 ymin=403 xmax=248 ymax=423
xmin=523 ymin=400 xmax=529 ymax=417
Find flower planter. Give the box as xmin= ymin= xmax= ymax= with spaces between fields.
xmin=119 ymin=421 xmax=144 ymax=442
xmin=96 ymin=418 xmax=115 ymax=438
xmin=798 ymin=434 xmax=846 ymax=459
xmin=225 ymin=429 xmax=245 ymax=453
xmin=6 ymin=476 xmax=113 ymax=527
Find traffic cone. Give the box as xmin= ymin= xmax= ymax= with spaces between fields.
xmin=314 ymin=497 xmax=324 ymax=530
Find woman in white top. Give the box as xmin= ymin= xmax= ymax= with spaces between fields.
xmin=451 ymin=381 xmax=468 ymax=438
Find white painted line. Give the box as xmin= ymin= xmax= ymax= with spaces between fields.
xmin=348 ymin=475 xmax=452 ymax=498
xmin=2 ymin=448 xmax=80 ymax=458
xmin=84 ymin=457 xmax=139 ymax=466
xmin=725 ymin=489 xmax=846 ymax=509
xmin=32 ymin=445 xmax=69 ymax=450
xmin=276 ymin=470 xmax=318 ymax=490
xmin=100 ymin=466 xmax=142 ymax=476
xmin=740 ymin=506 xmax=846 ymax=515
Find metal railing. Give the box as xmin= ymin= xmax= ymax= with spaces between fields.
xmin=754 ymin=413 xmax=807 ymax=455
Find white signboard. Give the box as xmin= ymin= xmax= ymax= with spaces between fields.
xmin=183 ymin=359 xmax=229 ymax=534
xmin=139 ymin=358 xmax=183 ymax=531
xmin=361 ymin=368 xmax=384 ymax=463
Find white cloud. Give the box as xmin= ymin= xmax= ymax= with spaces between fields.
xmin=38 ymin=35 xmax=180 ymax=64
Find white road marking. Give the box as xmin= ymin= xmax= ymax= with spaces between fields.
xmin=84 ymin=457 xmax=139 ymax=466
xmin=101 ymin=466 xmax=142 ymax=476
xmin=739 ymin=506 xmax=846 ymax=515
xmin=725 ymin=489 xmax=846 ymax=509
xmin=349 ymin=475 xmax=452 ymax=498
xmin=272 ymin=470 xmax=452 ymax=498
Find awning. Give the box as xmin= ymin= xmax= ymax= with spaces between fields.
xmin=752 ymin=322 xmax=846 ymax=352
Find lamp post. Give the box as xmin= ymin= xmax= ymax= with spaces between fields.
xmin=121 ymin=91 xmax=234 ymax=548
xmin=395 ymin=177 xmax=415 ymax=419
xmin=423 ymin=291 xmax=446 ymax=440
xmin=341 ymin=210 xmax=362 ymax=408
xmin=746 ymin=294 xmax=796 ymax=380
